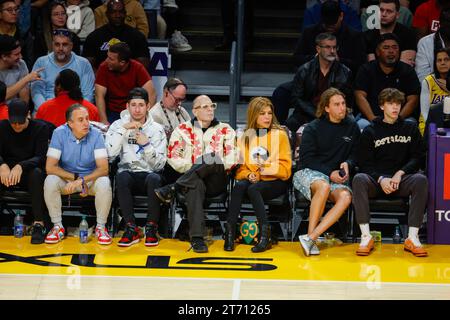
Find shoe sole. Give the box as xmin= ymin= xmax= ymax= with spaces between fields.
xmin=145 ymin=241 xmax=159 ymax=247
xmin=155 ymin=191 xmax=172 ymax=204
xmin=117 ymin=239 xmax=140 ymax=247
xmin=44 ymin=239 xmax=62 ymax=244
xmin=404 ymin=247 xmax=428 ymax=257
xmin=193 ymin=249 xmax=208 ymax=253
xmin=98 ymin=240 xmax=112 ymax=245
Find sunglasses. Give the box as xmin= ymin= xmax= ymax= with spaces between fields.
xmin=193 ymin=103 xmax=217 ymax=110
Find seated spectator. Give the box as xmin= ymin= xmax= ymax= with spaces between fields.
xmin=0 ymin=35 xmax=42 ymax=104
xmin=66 ymin=0 xmax=95 ymax=41
xmin=361 ymin=0 xmax=413 ymax=31
xmin=106 ymin=88 xmax=167 ymax=247
xmin=353 ymin=88 xmax=428 ymax=257
xmin=95 ymin=0 xmax=149 ymax=38
xmin=419 ymin=47 xmax=450 ymax=135
xmin=34 ymin=1 xmax=81 ymax=57
xmin=83 ymin=0 xmax=150 ymax=69
xmin=303 ymin=0 xmax=362 ymax=32
xmin=224 ymin=97 xmax=292 ymax=253
xmin=364 ymin=0 xmax=417 ymax=67
xmin=154 ymin=95 xmax=238 ymax=253
xmin=415 ymin=8 xmax=450 ymax=83
xmin=31 ymin=29 xmax=95 ymax=111
xmin=95 ymin=42 xmax=155 ymax=125
xmin=294 ymin=0 xmax=366 ymax=75
xmin=0 ymin=80 xmax=7 ymax=119
xmin=354 ymin=33 xmax=420 ymax=130
xmin=150 ymin=77 xmax=190 ymax=140
xmin=293 ymin=88 xmax=359 ymax=256
xmin=35 ymin=69 xmax=99 ymax=127
xmin=44 ymin=104 xmax=112 ymax=245
xmin=0 ymin=99 xmax=50 ymax=244
xmin=282 ymin=33 xmax=352 ymax=133
xmin=412 ymin=0 xmax=444 ymax=40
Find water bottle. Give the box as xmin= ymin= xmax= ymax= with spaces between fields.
xmin=392 ymin=225 xmax=402 ymax=244
xmin=14 ymin=213 xmax=24 ymax=238
xmin=79 ymin=215 xmax=89 ymax=243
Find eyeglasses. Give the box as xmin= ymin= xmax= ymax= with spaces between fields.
xmin=52 ymin=12 xmax=67 ymax=17
xmin=319 ymin=45 xmax=338 ymax=51
xmin=1 ymin=6 xmax=19 ymax=13
xmin=193 ymin=103 xmax=217 ymax=110
xmin=168 ymin=90 xmax=186 ymax=104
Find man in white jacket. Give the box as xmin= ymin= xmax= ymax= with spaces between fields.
xmin=106 ymin=87 xmax=167 ymax=247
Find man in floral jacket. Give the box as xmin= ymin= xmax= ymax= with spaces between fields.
xmin=154 ymin=95 xmax=238 ymax=253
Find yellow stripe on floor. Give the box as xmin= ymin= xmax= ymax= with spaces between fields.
xmin=1 ymin=236 xmax=449 ymax=284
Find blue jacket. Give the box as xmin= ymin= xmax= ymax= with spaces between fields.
xmin=31 ymin=52 xmax=95 ymax=111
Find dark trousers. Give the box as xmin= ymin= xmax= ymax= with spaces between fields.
xmin=115 ymin=171 xmax=163 ymax=225
xmin=0 ymin=167 xmax=46 ymax=221
xmin=352 ymin=173 xmax=428 ymax=228
xmin=220 ymin=0 xmax=254 ymax=43
xmin=227 ymin=179 xmax=288 ymax=226
xmin=176 ymin=161 xmax=228 ymax=238
xmin=272 ymin=81 xmax=293 ymax=125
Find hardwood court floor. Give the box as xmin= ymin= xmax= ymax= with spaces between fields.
xmin=0 ymin=236 xmax=449 ymax=299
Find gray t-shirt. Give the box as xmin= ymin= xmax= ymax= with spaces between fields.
xmin=0 ymin=59 xmax=29 ymax=102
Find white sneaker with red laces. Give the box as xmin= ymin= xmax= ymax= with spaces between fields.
xmin=45 ymin=226 xmax=65 ymax=244
xmin=95 ymin=226 xmax=112 ymax=245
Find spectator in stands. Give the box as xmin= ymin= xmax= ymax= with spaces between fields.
xmin=412 ymin=0 xmax=445 ymax=40
xmin=224 ymin=97 xmax=292 ymax=253
xmin=35 ymin=69 xmax=99 ymax=127
xmin=66 ymin=0 xmax=95 ymax=41
xmin=95 ymin=0 xmax=149 ymax=38
xmin=150 ymin=77 xmax=190 ymax=140
xmin=214 ymin=0 xmax=252 ymax=51
xmin=284 ymin=33 xmax=352 ymax=134
xmin=364 ymin=0 xmax=417 ymax=67
xmin=293 ymin=88 xmax=359 ymax=256
xmin=154 ymin=95 xmax=238 ymax=253
xmin=0 ymin=0 xmax=33 ymax=68
xmin=31 ymin=29 xmax=95 ymax=111
xmin=83 ymin=0 xmax=150 ymax=69
xmin=162 ymin=0 xmax=192 ymax=52
xmin=353 ymin=88 xmax=428 ymax=257
xmin=44 ymin=104 xmax=112 ymax=245
xmin=415 ymin=8 xmax=450 ymax=83
xmin=95 ymin=42 xmax=156 ymax=125
xmin=294 ymin=0 xmax=366 ymax=75
xmin=106 ymin=87 xmax=167 ymax=247
xmin=354 ymin=33 xmax=420 ymax=130
xmin=303 ymin=0 xmax=362 ymax=32
xmin=0 ymin=99 xmax=50 ymax=244
xmin=419 ymin=47 xmax=450 ymax=135
xmin=0 ymin=80 xmax=6 ymax=119
xmin=0 ymin=35 xmax=42 ymax=104
xmin=361 ymin=0 xmax=413 ymax=31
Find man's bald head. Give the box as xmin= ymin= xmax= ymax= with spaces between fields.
xmin=192 ymin=95 xmax=212 ymax=109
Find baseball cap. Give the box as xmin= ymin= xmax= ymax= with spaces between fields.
xmin=127 ymin=87 xmax=149 ymax=103
xmin=0 ymin=34 xmax=20 ymax=56
xmin=321 ymin=0 xmax=342 ymax=26
xmin=8 ymin=99 xmax=29 ymax=124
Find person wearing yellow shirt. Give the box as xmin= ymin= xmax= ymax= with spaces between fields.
xmin=224 ymin=97 xmax=292 ymax=253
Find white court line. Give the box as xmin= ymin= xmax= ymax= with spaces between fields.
xmin=232 ymin=279 xmax=241 ymax=300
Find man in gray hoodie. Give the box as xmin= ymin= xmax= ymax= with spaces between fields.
xmin=105 ymin=87 xmax=167 ymax=247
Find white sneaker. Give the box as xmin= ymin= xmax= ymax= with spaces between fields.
xmin=170 ymin=30 xmax=192 ymax=52
xmin=310 ymin=242 xmax=320 ymax=255
xmin=163 ymin=0 xmax=178 ymax=9
xmin=299 ymin=234 xmax=316 ymax=257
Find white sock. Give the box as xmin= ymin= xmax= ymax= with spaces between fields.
xmin=408 ymin=227 xmax=422 ymax=246
xmin=96 ymin=223 xmax=106 ymax=229
xmin=54 ymin=222 xmax=64 ymax=229
xmin=359 ymin=224 xmax=372 ymax=246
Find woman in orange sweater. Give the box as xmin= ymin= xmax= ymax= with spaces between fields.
xmin=224 ymin=97 xmax=292 ymax=252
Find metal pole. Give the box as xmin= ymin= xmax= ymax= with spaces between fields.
xmin=229 ymin=41 xmax=237 ymax=129
xmin=236 ymin=0 xmax=244 ymax=103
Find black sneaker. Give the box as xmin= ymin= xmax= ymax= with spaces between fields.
xmin=118 ymin=223 xmax=141 ymax=247
xmin=31 ymin=223 xmax=46 ymax=244
xmin=190 ymin=237 xmax=208 ymax=253
xmin=145 ymin=222 xmax=159 ymax=247
xmin=154 ymin=184 xmax=176 ymax=204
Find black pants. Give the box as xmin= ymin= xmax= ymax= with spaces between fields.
xmin=176 ymin=161 xmax=228 ymax=238
xmin=220 ymin=0 xmax=254 ymax=43
xmin=227 ymin=179 xmax=288 ymax=226
xmin=0 ymin=167 xmax=46 ymax=221
xmin=115 ymin=171 xmax=163 ymax=225
xmin=352 ymin=173 xmax=428 ymax=228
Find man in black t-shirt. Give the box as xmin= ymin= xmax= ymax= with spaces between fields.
xmin=364 ymin=0 xmax=417 ymax=67
xmin=82 ymin=0 xmax=150 ymax=70
xmin=0 ymin=99 xmax=50 ymax=244
xmin=354 ymin=33 xmax=420 ymax=130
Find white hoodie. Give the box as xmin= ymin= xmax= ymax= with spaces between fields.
xmin=105 ymin=109 xmax=167 ymax=173
xmin=66 ymin=0 xmax=95 ymax=40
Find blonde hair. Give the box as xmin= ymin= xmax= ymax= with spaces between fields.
xmin=316 ymin=87 xmax=346 ymax=118
xmin=245 ymin=97 xmax=281 ymax=130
